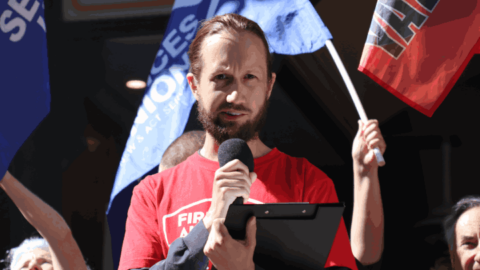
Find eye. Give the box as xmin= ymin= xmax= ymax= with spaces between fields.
xmin=40 ymin=258 xmax=51 ymax=264
xmin=215 ymin=74 xmax=227 ymax=80
xmin=245 ymin=74 xmax=256 ymax=79
xmin=462 ymin=241 xmax=477 ymax=248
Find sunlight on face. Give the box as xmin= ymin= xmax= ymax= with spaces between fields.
xmin=13 ymin=248 xmax=53 ymax=270
xmin=193 ymin=30 xmax=274 ymax=128
xmin=453 ymin=207 xmax=480 ymax=270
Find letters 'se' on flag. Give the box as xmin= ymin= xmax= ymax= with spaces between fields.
xmin=107 ymin=0 xmax=332 ymax=268
xmin=0 ymin=0 xmax=50 ymax=178
xmin=359 ymin=0 xmax=480 ymax=117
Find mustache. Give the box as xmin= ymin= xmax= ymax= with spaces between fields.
xmin=216 ymin=102 xmax=251 ymax=113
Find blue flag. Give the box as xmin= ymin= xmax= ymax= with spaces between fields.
xmin=0 ymin=0 xmax=51 ymax=179
xmin=107 ymin=0 xmax=332 ymax=267
xmin=222 ymin=0 xmax=332 ymax=54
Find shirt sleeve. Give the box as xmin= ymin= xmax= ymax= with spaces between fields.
xmin=119 ymin=176 xmax=210 ymax=270
xmin=302 ymin=159 xmax=358 ymax=270
xmin=147 ymin=221 xmax=210 ymax=270
xmin=118 ymin=177 xmax=164 ymax=269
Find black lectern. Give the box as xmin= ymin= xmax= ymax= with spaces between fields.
xmin=224 ymin=203 xmax=345 ymax=270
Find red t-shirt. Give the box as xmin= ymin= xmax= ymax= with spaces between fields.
xmin=119 ymin=148 xmax=357 ymax=270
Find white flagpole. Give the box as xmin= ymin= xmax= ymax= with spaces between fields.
xmin=325 ymin=39 xmax=386 ymax=166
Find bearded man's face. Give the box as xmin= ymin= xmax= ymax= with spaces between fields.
xmin=196 ymin=92 xmax=269 ymax=145
xmin=187 ymin=30 xmax=275 ymax=145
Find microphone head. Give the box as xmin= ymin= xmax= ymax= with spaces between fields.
xmin=218 ymin=138 xmax=254 ymax=172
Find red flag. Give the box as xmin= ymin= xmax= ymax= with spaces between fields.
xmin=359 ymin=0 xmax=480 ymax=117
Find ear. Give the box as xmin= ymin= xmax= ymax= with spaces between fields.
xmin=267 ymin=72 xmax=276 ymax=100
xmin=187 ymin=73 xmax=200 ymax=101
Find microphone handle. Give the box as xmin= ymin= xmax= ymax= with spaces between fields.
xmin=233 ymin=197 xmax=244 ymax=204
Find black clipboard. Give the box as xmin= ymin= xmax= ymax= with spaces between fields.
xmin=224 ymin=203 xmax=345 ymax=270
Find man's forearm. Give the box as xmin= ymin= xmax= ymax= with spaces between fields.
xmin=350 ymin=164 xmax=384 ymax=265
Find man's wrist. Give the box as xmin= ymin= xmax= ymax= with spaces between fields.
xmin=203 ymin=208 xmax=226 ymax=232
xmin=202 ymin=214 xmax=213 ymax=232
xmin=353 ymin=161 xmax=378 ymax=178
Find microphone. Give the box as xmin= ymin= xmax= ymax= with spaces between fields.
xmin=218 ymin=138 xmax=254 ymax=205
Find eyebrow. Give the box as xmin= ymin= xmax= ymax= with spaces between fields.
xmin=460 ymin=235 xmax=476 ymax=242
xmin=39 ymin=255 xmax=52 ymax=259
xmin=211 ymin=65 xmax=229 ymax=73
xmin=245 ymin=66 xmax=263 ymax=73
xmin=18 ymin=254 xmax=52 ymax=266
xmin=211 ymin=66 xmax=264 ymax=75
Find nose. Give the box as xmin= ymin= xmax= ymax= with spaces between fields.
xmin=475 ymin=246 xmax=480 ymax=264
xmin=28 ymin=265 xmax=41 ymax=270
xmin=27 ymin=260 xmax=42 ymax=270
xmin=226 ymin=91 xmax=240 ymax=104
xmin=226 ymin=80 xmax=247 ymax=105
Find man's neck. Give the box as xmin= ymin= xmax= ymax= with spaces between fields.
xmin=200 ymin=132 xmax=272 ymax=161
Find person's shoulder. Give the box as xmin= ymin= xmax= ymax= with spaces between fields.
xmin=275 ymin=150 xmax=329 ymax=179
xmin=268 ymin=148 xmax=304 ymax=164
xmin=302 ymin=158 xmax=329 ymax=180
xmin=138 ymin=165 xmax=179 ymax=189
xmin=165 ymin=152 xmax=197 ymax=174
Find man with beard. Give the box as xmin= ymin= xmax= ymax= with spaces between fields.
xmin=119 ymin=13 xmax=385 ymax=270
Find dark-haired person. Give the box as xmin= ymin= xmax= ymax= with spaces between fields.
xmin=1 ymin=171 xmax=89 ymax=270
xmin=444 ymin=196 xmax=480 ymax=270
xmin=158 ymin=130 xmax=206 ymax=173
xmin=119 ymin=13 xmax=386 ymax=270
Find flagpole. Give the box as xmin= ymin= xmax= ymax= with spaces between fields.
xmin=325 ymin=39 xmax=386 ymax=166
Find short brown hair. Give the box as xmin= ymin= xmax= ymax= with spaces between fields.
xmin=159 ymin=130 xmax=206 ymax=172
xmin=188 ymin=13 xmax=272 ymax=81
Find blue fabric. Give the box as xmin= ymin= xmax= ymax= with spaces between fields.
xmin=148 ymin=220 xmax=210 ymax=270
xmin=107 ymin=0 xmax=332 ymax=268
xmin=222 ymin=0 xmax=333 ymax=55
xmin=0 ymin=0 xmax=51 ymax=179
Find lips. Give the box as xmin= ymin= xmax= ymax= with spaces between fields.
xmin=220 ymin=109 xmax=245 ymax=115
xmin=221 ymin=111 xmax=245 ymax=120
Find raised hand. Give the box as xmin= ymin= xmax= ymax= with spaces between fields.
xmin=352 ymin=119 xmax=386 ymax=174
xmin=203 ymin=159 xmax=257 ymax=231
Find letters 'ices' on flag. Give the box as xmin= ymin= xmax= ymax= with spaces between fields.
xmin=0 ymin=1 xmax=51 ymax=178
xmin=359 ymin=0 xmax=480 ymax=117
xmin=107 ymin=0 xmax=332 ymax=267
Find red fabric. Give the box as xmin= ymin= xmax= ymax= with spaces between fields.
xmin=475 ymin=39 xmax=480 ymax=54
xmin=119 ymin=148 xmax=357 ymax=270
xmin=359 ymin=0 xmax=480 ymax=117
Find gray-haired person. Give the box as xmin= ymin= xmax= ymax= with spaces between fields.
xmin=443 ymin=195 xmax=480 ymax=270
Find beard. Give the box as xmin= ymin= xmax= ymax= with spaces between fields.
xmin=197 ymin=95 xmax=269 ymax=145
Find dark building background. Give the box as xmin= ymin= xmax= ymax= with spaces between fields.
xmin=1 ymin=0 xmax=479 ymax=269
